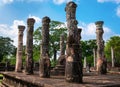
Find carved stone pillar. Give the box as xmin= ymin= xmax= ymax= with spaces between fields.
xmin=111 ymin=47 xmax=114 ymax=67
xmin=65 ymin=1 xmax=83 ymax=83
xmin=60 ymin=34 xmax=65 ymax=56
xmin=25 ymin=18 xmax=35 ymax=74
xmin=95 ymin=21 xmax=104 ymax=59
xmin=84 ymin=57 xmax=86 ymax=68
xmin=39 ymin=16 xmax=51 ymax=78
xmin=93 ymin=48 xmax=96 ymax=67
xmin=95 ymin=21 xmax=107 ymax=74
xmin=58 ymin=34 xmax=66 ymax=65
xmin=15 ymin=25 xmax=25 ymax=72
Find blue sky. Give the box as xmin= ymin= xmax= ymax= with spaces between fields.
xmin=0 ymin=0 xmax=120 ymax=46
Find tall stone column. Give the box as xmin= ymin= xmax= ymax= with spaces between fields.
xmin=25 ymin=18 xmax=35 ymax=74
xmin=95 ymin=21 xmax=104 ymax=59
xmin=58 ymin=34 xmax=66 ymax=65
xmin=60 ymin=34 xmax=65 ymax=56
xmin=15 ymin=25 xmax=25 ymax=72
xmin=93 ymin=48 xmax=96 ymax=67
xmin=111 ymin=47 xmax=114 ymax=67
xmin=39 ymin=16 xmax=51 ymax=78
xmin=65 ymin=1 xmax=83 ymax=83
xmin=95 ymin=21 xmax=107 ymax=74
xmin=84 ymin=57 xmax=86 ymax=68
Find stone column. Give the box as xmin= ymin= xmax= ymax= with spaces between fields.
xmin=95 ymin=21 xmax=107 ymax=74
xmin=39 ymin=16 xmax=51 ymax=78
xmin=84 ymin=57 xmax=86 ymax=68
xmin=95 ymin=21 xmax=104 ymax=59
xmin=65 ymin=1 xmax=83 ymax=83
xmin=60 ymin=34 xmax=65 ymax=56
xmin=25 ymin=18 xmax=35 ymax=74
xmin=58 ymin=34 xmax=66 ymax=65
xmin=93 ymin=48 xmax=96 ymax=67
xmin=111 ymin=47 xmax=114 ymax=67
xmin=15 ymin=25 xmax=25 ymax=72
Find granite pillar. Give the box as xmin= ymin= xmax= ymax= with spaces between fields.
xmin=39 ymin=16 xmax=51 ymax=78
xmin=25 ymin=18 xmax=35 ymax=74
xmin=15 ymin=25 xmax=25 ymax=72
xmin=65 ymin=1 xmax=83 ymax=83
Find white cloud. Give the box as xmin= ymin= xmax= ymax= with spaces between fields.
xmin=0 ymin=20 xmax=26 ymax=47
xmin=0 ymin=0 xmax=13 ymax=6
xmin=78 ymin=21 xmax=115 ymax=41
xmin=116 ymin=6 xmax=120 ymax=17
xmin=97 ymin=0 xmax=120 ymax=4
xmin=53 ymin=0 xmax=71 ymax=5
xmin=28 ymin=15 xmax=41 ymax=24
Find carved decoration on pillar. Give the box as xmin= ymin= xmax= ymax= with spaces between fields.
xmin=15 ymin=25 xmax=25 ymax=72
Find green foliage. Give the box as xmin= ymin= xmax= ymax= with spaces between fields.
xmin=105 ymin=36 xmax=120 ymax=65
xmin=0 ymin=36 xmax=16 ymax=62
xmin=33 ymin=20 xmax=67 ymax=61
xmin=81 ymin=39 xmax=97 ymax=66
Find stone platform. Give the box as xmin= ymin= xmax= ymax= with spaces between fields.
xmin=0 ymin=71 xmax=120 ymax=87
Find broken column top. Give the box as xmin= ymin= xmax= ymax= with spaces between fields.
xmin=95 ymin=21 xmax=104 ymax=29
xmin=78 ymin=28 xmax=82 ymax=32
xmin=27 ymin=18 xmax=35 ymax=26
xmin=65 ymin=1 xmax=77 ymax=11
xmin=42 ymin=16 xmax=51 ymax=23
xmin=18 ymin=25 xmax=25 ymax=31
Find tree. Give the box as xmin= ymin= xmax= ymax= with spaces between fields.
xmin=0 ymin=36 xmax=16 ymax=62
xmin=105 ymin=36 xmax=120 ymax=66
xmin=33 ymin=20 xmax=67 ymax=62
xmin=81 ymin=39 xmax=97 ymax=65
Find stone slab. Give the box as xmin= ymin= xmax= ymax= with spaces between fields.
xmin=0 ymin=71 xmax=120 ymax=87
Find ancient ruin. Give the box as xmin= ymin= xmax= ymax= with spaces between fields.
xmin=51 ymin=34 xmax=66 ymax=75
xmin=15 ymin=25 xmax=25 ymax=72
xmin=25 ymin=18 xmax=35 ymax=74
xmin=0 ymin=1 xmax=120 ymax=87
xmin=39 ymin=16 xmax=51 ymax=78
xmin=95 ymin=21 xmax=107 ymax=74
xmin=65 ymin=1 xmax=83 ymax=83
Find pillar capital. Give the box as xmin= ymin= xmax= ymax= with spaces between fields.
xmin=65 ymin=1 xmax=77 ymax=11
xmin=18 ymin=25 xmax=25 ymax=31
xmin=42 ymin=16 xmax=51 ymax=23
xmin=27 ymin=18 xmax=35 ymax=26
xmin=95 ymin=21 xmax=104 ymax=29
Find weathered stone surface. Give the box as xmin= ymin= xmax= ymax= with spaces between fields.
xmin=15 ymin=25 xmax=25 ymax=72
xmin=58 ymin=34 xmax=66 ymax=65
xmin=95 ymin=21 xmax=107 ymax=74
xmin=39 ymin=16 xmax=51 ymax=78
xmin=65 ymin=1 xmax=83 ymax=83
xmin=1 ymin=71 xmax=120 ymax=87
xmin=25 ymin=18 xmax=35 ymax=74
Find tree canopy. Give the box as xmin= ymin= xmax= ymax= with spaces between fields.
xmin=105 ymin=36 xmax=120 ymax=66
xmin=33 ymin=20 xmax=67 ymax=62
xmin=0 ymin=36 xmax=16 ymax=62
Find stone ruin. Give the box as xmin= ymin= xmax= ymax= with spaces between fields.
xmin=0 ymin=1 xmax=111 ymax=87
xmin=39 ymin=16 xmax=51 ymax=78
xmin=15 ymin=25 xmax=25 ymax=72
xmin=51 ymin=34 xmax=66 ymax=76
xmin=95 ymin=21 xmax=107 ymax=74
xmin=65 ymin=1 xmax=83 ymax=83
